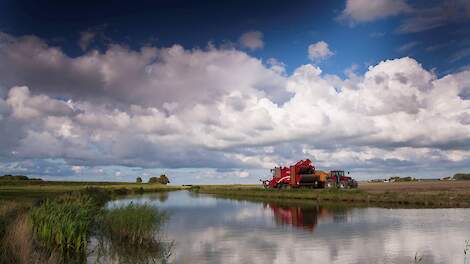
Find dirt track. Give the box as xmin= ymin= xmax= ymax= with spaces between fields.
xmin=359 ymin=180 xmax=470 ymax=193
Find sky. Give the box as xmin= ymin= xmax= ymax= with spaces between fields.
xmin=0 ymin=0 xmax=469 ymax=184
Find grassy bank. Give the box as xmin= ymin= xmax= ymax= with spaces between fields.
xmin=191 ymin=181 xmax=470 ymax=208
xmin=0 ymin=181 xmax=181 ymax=264
xmin=0 ymin=180 xmax=184 ymax=202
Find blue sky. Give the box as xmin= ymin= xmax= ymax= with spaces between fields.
xmin=1 ymin=0 xmax=469 ymax=76
xmin=0 ymin=0 xmax=469 ymax=183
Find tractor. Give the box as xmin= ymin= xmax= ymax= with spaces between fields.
xmin=326 ymin=170 xmax=358 ymax=189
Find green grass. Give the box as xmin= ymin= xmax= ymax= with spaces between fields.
xmin=100 ymin=203 xmax=166 ymax=245
xmin=192 ymin=186 xmax=368 ymax=201
xmin=0 ymin=181 xmax=185 ymax=202
xmin=24 ymin=186 xmax=174 ymax=256
xmin=191 ymin=185 xmax=470 ymax=208
xmin=29 ymin=196 xmax=96 ymax=255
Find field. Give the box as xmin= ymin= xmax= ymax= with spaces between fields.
xmin=191 ymin=180 xmax=470 ymax=208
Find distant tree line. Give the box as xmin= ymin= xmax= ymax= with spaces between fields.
xmin=136 ymin=174 xmax=170 ymax=185
xmin=453 ymin=173 xmax=470 ymax=180
xmin=0 ymin=175 xmax=43 ymax=181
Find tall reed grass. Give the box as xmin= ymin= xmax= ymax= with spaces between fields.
xmin=100 ymin=203 xmax=167 ymax=245
xmin=29 ymin=197 xmax=95 ymax=255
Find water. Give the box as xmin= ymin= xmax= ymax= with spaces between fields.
xmin=95 ymin=191 xmax=470 ymax=264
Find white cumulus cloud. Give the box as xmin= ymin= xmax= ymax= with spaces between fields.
xmin=0 ymin=32 xmax=469 ymax=180
xmin=308 ymin=41 xmax=334 ymax=61
xmin=338 ymin=0 xmax=410 ymax=24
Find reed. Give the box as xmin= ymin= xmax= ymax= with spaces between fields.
xmin=100 ymin=203 xmax=167 ymax=246
xmin=29 ymin=197 xmax=95 ymax=255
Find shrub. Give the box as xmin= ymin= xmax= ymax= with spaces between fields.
xmin=148 ymin=174 xmax=170 ymax=185
xmin=133 ymin=187 xmax=145 ymax=194
xmin=81 ymin=187 xmax=111 ymax=206
xmin=158 ymin=175 xmax=170 ymax=185
xmin=454 ymin=173 xmax=470 ymax=180
xmin=148 ymin=177 xmax=159 ymax=184
xmin=136 ymin=177 xmax=142 ymax=183
xmin=112 ymin=188 xmax=131 ymax=196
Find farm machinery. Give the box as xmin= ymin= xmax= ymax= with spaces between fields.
xmin=261 ymin=159 xmax=357 ymax=189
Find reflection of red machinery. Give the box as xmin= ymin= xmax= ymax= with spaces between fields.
xmin=266 ymin=203 xmax=332 ymax=231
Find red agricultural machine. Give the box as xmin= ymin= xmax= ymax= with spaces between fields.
xmin=327 ymin=170 xmax=358 ymax=189
xmin=260 ymin=159 xmax=357 ymax=189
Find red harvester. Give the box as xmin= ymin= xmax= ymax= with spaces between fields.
xmin=261 ymin=159 xmax=357 ymax=189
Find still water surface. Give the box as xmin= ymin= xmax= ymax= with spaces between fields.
xmin=95 ymin=191 xmax=470 ymax=264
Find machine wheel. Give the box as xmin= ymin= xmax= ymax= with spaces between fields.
xmin=313 ymin=180 xmax=318 ymax=188
xmin=261 ymin=180 xmax=269 ymax=189
xmin=351 ymin=181 xmax=358 ymax=188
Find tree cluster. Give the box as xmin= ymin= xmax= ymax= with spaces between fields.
xmin=147 ymin=174 xmax=170 ymax=185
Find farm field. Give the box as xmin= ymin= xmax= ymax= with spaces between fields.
xmin=192 ymin=180 xmax=470 ymax=208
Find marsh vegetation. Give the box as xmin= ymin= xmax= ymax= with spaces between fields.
xmin=0 ymin=182 xmax=176 ymax=264
xmin=94 ymin=203 xmax=172 ymax=264
xmin=100 ymin=203 xmax=167 ymax=245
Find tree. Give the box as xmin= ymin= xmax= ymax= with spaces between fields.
xmin=158 ymin=174 xmax=170 ymax=185
xmin=148 ymin=174 xmax=170 ymax=185
xmin=148 ymin=177 xmax=159 ymax=184
xmin=136 ymin=177 xmax=142 ymax=183
xmin=454 ymin=173 xmax=470 ymax=180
